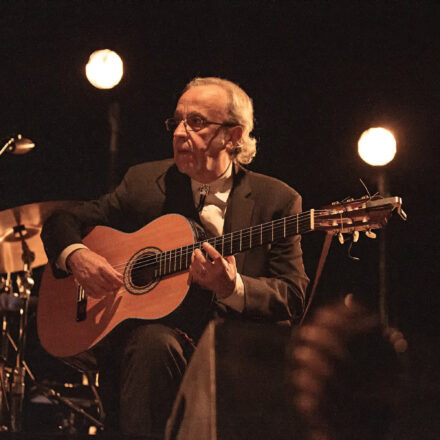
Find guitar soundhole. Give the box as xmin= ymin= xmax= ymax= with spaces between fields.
xmin=124 ymin=247 xmax=161 ymax=295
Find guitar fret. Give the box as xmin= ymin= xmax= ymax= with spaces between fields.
xmin=158 ymin=253 xmax=161 ymax=276
xmin=230 ymin=233 xmax=233 ymax=255
xmin=162 ymin=252 xmax=166 ymax=275
xmin=164 ymin=252 xmax=167 ymax=275
xmin=249 ymin=226 xmax=252 ymax=248
xmin=283 ymin=218 xmax=286 ymax=238
xmin=162 ymin=251 xmax=167 ymax=275
xmin=271 ymin=222 xmax=274 ymax=241
xmin=164 ymin=250 xmax=167 ymax=275
xmin=198 ymin=241 xmax=204 ymax=259
xmin=162 ymin=251 xmax=165 ymax=275
xmin=163 ymin=251 xmax=166 ymax=275
xmin=260 ymin=225 xmax=263 ymax=245
xmin=239 ymin=230 xmax=242 ymax=252
xmin=221 ymin=235 xmax=224 ymax=256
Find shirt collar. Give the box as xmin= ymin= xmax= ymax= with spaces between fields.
xmin=191 ymin=161 xmax=233 ymax=196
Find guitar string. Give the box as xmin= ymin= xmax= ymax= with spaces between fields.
xmin=109 ymin=210 xmax=338 ymax=273
xmin=109 ymin=210 xmax=336 ymax=274
xmin=107 ymin=218 xmax=316 ymax=269
xmin=109 ymin=211 xmax=319 ymax=272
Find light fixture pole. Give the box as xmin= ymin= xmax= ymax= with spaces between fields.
xmin=85 ymin=49 xmax=124 ymax=190
xmin=358 ymin=127 xmax=397 ymax=327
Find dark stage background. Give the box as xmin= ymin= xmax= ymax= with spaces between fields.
xmin=0 ymin=1 xmax=438 ymax=437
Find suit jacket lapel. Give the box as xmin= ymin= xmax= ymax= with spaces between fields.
xmin=224 ymin=166 xmax=255 ymax=272
xmin=157 ymin=164 xmax=199 ymax=222
xmin=157 ymin=163 xmax=255 ymax=272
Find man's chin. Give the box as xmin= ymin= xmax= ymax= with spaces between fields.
xmin=175 ymin=156 xmax=197 ymax=176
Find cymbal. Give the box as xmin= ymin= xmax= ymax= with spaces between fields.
xmin=0 ymin=201 xmax=79 ymax=273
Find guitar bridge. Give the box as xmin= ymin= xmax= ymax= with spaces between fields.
xmin=76 ymin=285 xmax=87 ymax=322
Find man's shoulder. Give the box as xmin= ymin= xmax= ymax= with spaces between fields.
xmin=122 ymin=158 xmax=176 ymax=185
xmin=128 ymin=158 xmax=175 ymax=176
xmin=244 ymin=168 xmax=301 ymax=200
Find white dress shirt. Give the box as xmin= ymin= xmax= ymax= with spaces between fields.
xmin=190 ymin=163 xmax=245 ymax=312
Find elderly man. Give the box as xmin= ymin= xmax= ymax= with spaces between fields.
xmin=42 ymin=77 xmax=309 ymax=437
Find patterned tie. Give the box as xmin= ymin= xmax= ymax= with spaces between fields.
xmin=196 ymin=184 xmax=210 ymax=212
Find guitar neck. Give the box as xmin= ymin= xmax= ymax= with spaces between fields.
xmin=210 ymin=209 xmax=315 ymax=257
xmin=156 ymin=210 xmax=315 ymax=277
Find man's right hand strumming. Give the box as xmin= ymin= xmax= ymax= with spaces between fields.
xmin=67 ymin=248 xmax=123 ymax=298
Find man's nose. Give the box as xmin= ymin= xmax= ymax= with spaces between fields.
xmin=174 ymin=119 xmax=189 ymax=137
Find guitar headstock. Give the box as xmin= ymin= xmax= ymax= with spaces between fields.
xmin=314 ymin=196 xmax=405 ymax=235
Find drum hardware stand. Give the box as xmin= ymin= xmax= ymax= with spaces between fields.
xmin=5 ymin=225 xmax=35 ymax=432
xmin=1 ymin=226 xmax=104 ymax=432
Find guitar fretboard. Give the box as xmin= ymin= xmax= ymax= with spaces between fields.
xmin=154 ymin=210 xmax=315 ymax=277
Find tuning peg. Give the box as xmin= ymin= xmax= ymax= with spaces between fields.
xmin=338 ymin=232 xmax=344 ymax=244
xmin=398 ymin=208 xmax=407 ymax=221
xmin=353 ymin=231 xmax=359 ymax=242
xmin=365 ymin=230 xmax=376 ymax=239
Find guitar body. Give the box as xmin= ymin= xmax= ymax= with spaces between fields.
xmin=37 ymin=214 xmax=198 ymax=358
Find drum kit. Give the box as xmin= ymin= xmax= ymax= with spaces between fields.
xmin=0 ymin=200 xmax=104 ymax=433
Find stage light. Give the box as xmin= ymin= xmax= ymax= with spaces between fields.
xmin=85 ymin=49 xmax=123 ymax=89
xmin=358 ymin=127 xmax=396 ymax=166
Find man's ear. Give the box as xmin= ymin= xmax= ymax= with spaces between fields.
xmin=226 ymin=125 xmax=243 ymax=152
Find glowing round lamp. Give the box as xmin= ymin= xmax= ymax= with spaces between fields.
xmin=358 ymin=127 xmax=396 ymax=166
xmin=85 ymin=49 xmax=123 ymax=89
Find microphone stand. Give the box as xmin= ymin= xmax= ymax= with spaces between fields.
xmin=0 ymin=138 xmax=15 ymax=157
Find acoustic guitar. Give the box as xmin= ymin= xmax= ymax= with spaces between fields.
xmin=37 ymin=196 xmax=404 ymax=357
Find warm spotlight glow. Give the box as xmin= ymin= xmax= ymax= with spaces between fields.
xmin=85 ymin=49 xmax=123 ymax=89
xmin=358 ymin=127 xmax=396 ymax=166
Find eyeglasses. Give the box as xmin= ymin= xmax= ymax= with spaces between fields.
xmin=165 ymin=115 xmax=236 ymax=133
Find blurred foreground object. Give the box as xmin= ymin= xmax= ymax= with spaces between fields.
xmin=290 ymin=298 xmax=403 ymax=440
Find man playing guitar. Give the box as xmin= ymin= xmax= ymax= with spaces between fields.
xmin=41 ymin=77 xmax=309 ymax=437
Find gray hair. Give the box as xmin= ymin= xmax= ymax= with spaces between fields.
xmin=183 ymin=77 xmax=257 ymax=165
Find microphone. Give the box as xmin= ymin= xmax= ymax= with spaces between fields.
xmin=0 ymin=134 xmax=35 ymax=157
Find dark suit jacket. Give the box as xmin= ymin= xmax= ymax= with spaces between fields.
xmin=42 ymin=158 xmax=309 ymax=329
